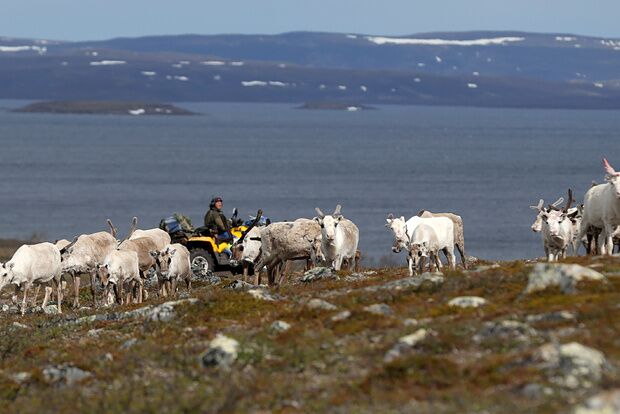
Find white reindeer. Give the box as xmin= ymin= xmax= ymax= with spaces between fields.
xmin=314 ymin=205 xmax=359 ymax=271
xmin=96 ymin=249 xmax=141 ymax=305
xmin=385 ymin=214 xmax=455 ymax=274
xmin=530 ymin=197 xmax=564 ymax=232
xmin=252 ymin=218 xmax=321 ymax=285
xmin=408 ymin=224 xmax=443 ymax=275
xmin=150 ymin=244 xmax=192 ymax=297
xmin=537 ymin=190 xmax=577 ymax=261
xmin=0 ymin=242 xmax=63 ymax=315
xmin=60 ymin=231 xmax=117 ymax=307
xmin=579 ymin=158 xmax=620 ymax=255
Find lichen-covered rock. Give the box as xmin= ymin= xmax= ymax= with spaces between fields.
xmin=573 ymin=389 xmax=620 ymax=414
xmin=270 ymin=320 xmax=291 ymax=333
xmin=384 ymin=329 xmax=431 ymax=363
xmin=474 ymin=320 xmax=538 ymax=343
xmin=526 ymin=311 xmax=577 ymax=324
xmin=142 ymin=298 xmax=199 ymax=322
xmin=225 ymin=279 xmax=254 ymax=290
xmin=367 ymin=273 xmax=444 ymax=292
xmin=301 ymin=267 xmax=337 ymax=282
xmin=10 ymin=372 xmax=32 ymax=384
xmin=320 ymin=272 xmax=444 ymax=299
xmin=121 ymin=338 xmax=137 ymax=349
xmin=70 ymin=298 xmax=198 ymax=324
xmin=363 ymin=303 xmax=393 ymax=316
xmin=331 ymin=310 xmax=351 ymax=322
xmin=521 ymin=382 xmax=554 ymax=398
xmin=43 ymin=305 xmax=59 ymax=315
xmin=306 ymin=298 xmax=337 ymax=311
xmin=448 ymin=296 xmax=487 ymax=308
xmin=248 ymin=288 xmax=279 ymax=301
xmin=201 ymin=334 xmax=239 ymax=368
xmin=42 ymin=364 xmax=92 ymax=386
xmin=525 ymin=263 xmax=606 ymax=295
xmin=87 ymin=328 xmax=105 ymax=337
xmin=535 ymin=342 xmax=607 ymax=389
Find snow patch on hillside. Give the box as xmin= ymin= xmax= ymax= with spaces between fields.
xmin=366 ymin=36 xmax=524 ymax=46
xmin=0 ymin=45 xmax=47 ymax=54
xmin=90 ymin=60 xmax=126 ymax=66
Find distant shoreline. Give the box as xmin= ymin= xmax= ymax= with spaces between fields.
xmin=13 ymin=101 xmax=196 ymax=116
xmin=297 ymin=102 xmax=376 ymax=111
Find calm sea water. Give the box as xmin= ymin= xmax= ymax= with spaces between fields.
xmin=0 ymin=100 xmax=618 ymax=264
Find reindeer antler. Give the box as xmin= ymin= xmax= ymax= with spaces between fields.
xmin=564 ymin=189 xmax=574 ymax=212
xmin=603 ymin=158 xmax=616 ymax=176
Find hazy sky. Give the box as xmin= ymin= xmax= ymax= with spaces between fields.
xmin=3 ymin=0 xmax=619 ymax=41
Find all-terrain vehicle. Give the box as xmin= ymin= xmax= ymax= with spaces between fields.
xmin=159 ymin=209 xmax=262 ymax=275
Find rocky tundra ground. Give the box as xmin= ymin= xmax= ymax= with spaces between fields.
xmin=0 ymin=251 xmax=619 ymax=413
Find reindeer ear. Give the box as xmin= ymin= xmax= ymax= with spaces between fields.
xmin=8 ymin=263 xmax=15 ymax=270
xmin=149 ymin=250 xmax=159 ymax=258
xmin=169 ymin=249 xmax=176 ymax=257
xmin=400 ymin=216 xmax=405 ymax=222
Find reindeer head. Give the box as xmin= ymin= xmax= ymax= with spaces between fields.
xmin=385 ymin=213 xmax=409 ymax=253
xmin=0 ymin=262 xmax=15 ymax=292
xmin=315 ymin=205 xmax=343 ymax=244
xmin=603 ymin=158 xmax=620 ymax=198
xmin=95 ymin=263 xmax=111 ymax=286
xmin=150 ymin=248 xmax=175 ymax=277
xmin=540 ymin=189 xmax=574 ymax=238
xmin=305 ymin=235 xmax=325 ymax=265
xmin=530 ymin=197 xmax=564 ymax=233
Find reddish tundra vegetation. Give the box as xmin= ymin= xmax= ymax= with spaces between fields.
xmin=0 ymin=237 xmax=619 ymax=413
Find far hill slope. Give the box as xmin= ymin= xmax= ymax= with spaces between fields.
xmin=1 ymin=31 xmax=620 ymax=108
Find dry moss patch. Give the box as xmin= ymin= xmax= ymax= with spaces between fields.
xmin=0 ymin=257 xmax=619 ymax=413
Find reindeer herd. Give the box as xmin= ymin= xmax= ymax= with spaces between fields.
xmin=530 ymin=158 xmax=620 ymax=261
xmin=1 ymin=158 xmax=619 ymax=316
xmin=0 ymin=218 xmax=190 ymax=315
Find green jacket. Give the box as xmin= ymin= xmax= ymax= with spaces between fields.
xmin=204 ymin=208 xmax=229 ymax=235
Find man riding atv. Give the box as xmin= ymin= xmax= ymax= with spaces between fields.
xmin=204 ymin=197 xmax=230 ymax=237
xmin=204 ymin=196 xmax=234 ymax=257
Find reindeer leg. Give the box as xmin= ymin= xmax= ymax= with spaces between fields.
xmin=21 ymin=283 xmax=30 ymax=315
xmin=407 ymin=254 xmax=414 ymax=277
xmin=429 ymin=253 xmax=436 ymax=273
xmin=456 ymin=243 xmax=467 ymax=269
xmin=252 ymin=266 xmax=260 ymax=286
xmin=242 ymin=264 xmax=249 ymax=283
xmin=89 ymin=270 xmax=98 ymax=307
xmin=32 ymin=284 xmax=41 ymax=307
xmin=448 ymin=247 xmax=456 ymax=270
xmin=55 ymin=277 xmax=63 ymax=314
xmin=42 ymin=285 xmax=52 ymax=309
xmin=72 ymin=273 xmax=81 ymax=308
xmin=138 ymin=279 xmax=144 ymax=303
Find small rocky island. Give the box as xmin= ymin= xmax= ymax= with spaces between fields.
xmin=297 ymin=101 xmax=375 ymax=111
xmin=13 ymin=101 xmax=195 ymax=116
